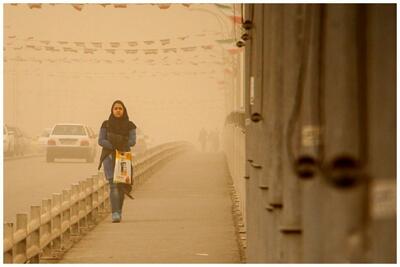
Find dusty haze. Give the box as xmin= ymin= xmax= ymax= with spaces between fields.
xmin=4 ymin=4 xmax=230 ymax=144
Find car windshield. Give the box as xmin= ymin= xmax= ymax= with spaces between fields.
xmin=52 ymin=125 xmax=86 ymax=136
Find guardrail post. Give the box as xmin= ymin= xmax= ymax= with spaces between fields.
xmin=91 ymin=175 xmax=100 ymax=222
xmin=40 ymin=199 xmax=52 ymax=259
xmin=14 ymin=213 xmax=28 ymax=263
xmin=27 ymin=206 xmax=41 ymax=263
xmin=78 ymin=181 xmax=88 ymax=230
xmin=61 ymin=189 xmax=72 ymax=250
xmin=4 ymin=222 xmax=14 ymax=263
xmin=86 ymin=177 xmax=94 ymax=226
xmin=70 ymin=184 xmax=80 ymax=236
xmin=51 ymin=193 xmax=62 ymax=255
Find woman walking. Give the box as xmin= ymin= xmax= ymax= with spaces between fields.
xmin=98 ymin=100 xmax=136 ymax=223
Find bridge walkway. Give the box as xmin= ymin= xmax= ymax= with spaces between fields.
xmin=59 ymin=150 xmax=241 ymax=263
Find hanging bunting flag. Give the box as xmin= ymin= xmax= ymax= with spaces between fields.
xmin=26 ymin=45 xmax=36 ymax=49
xmin=110 ymin=42 xmax=120 ymax=48
xmin=100 ymin=4 xmax=111 ymax=7
xmin=64 ymin=48 xmax=78 ymax=53
xmin=215 ymin=38 xmax=235 ymax=44
xmin=181 ymin=47 xmax=196 ymax=52
xmin=178 ymin=36 xmax=189 ymax=40
xmin=113 ymin=4 xmax=127 ymax=8
xmin=144 ymin=40 xmax=154 ymax=45
xmin=92 ymin=42 xmax=102 ymax=48
xmin=72 ymin=4 xmax=84 ymax=11
xmin=224 ymin=68 xmax=233 ymax=74
xmin=8 ymin=35 xmax=16 ymax=39
xmin=215 ymin=4 xmax=232 ymax=10
xmin=202 ymin=45 xmax=213 ymax=50
xmin=229 ymin=15 xmax=242 ymax=24
xmin=74 ymin=42 xmax=85 ymax=47
xmin=144 ymin=49 xmax=158 ymax=55
xmin=160 ymin=39 xmax=170 ymax=45
xmin=106 ymin=49 xmax=116 ymax=54
xmin=125 ymin=49 xmax=138 ymax=54
xmin=163 ymin=48 xmax=177 ymax=53
xmin=182 ymin=4 xmax=191 ymax=7
xmin=128 ymin=41 xmax=138 ymax=47
xmin=84 ymin=48 xmax=96 ymax=54
xmin=25 ymin=36 xmax=34 ymax=41
xmin=157 ymin=4 xmax=171 ymax=9
xmin=58 ymin=41 xmax=69 ymax=45
xmin=45 ymin=46 xmax=55 ymax=51
xmin=227 ymin=47 xmax=243 ymax=54
xmin=28 ymin=4 xmax=42 ymax=9
xmin=40 ymin=40 xmax=51 ymax=45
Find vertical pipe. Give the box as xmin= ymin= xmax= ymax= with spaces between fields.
xmin=364 ymin=4 xmax=396 ymax=263
xmin=249 ymin=4 xmax=264 ymax=123
xmin=295 ymin=5 xmax=322 ymax=179
xmin=320 ymin=4 xmax=367 ymax=262
xmin=322 ymin=4 xmax=363 ymax=187
xmin=281 ymin=4 xmax=305 ymax=263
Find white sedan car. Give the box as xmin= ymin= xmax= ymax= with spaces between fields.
xmin=46 ymin=123 xmax=97 ymax=163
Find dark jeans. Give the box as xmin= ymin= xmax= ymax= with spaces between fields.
xmin=109 ymin=181 xmax=125 ymax=214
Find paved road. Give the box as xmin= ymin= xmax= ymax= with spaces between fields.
xmin=60 ymin=151 xmax=241 ymax=263
xmin=4 ymin=150 xmax=101 ymax=224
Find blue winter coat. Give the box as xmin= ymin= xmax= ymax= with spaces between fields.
xmin=98 ymin=126 xmax=136 ymax=180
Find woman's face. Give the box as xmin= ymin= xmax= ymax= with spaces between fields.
xmin=112 ymin=103 xmax=124 ymax=118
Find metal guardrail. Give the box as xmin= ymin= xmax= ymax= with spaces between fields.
xmin=3 ymin=141 xmax=191 ymax=263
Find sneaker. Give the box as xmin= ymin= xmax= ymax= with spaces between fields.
xmin=112 ymin=212 xmax=121 ymax=223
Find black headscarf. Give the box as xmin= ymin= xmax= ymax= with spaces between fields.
xmin=107 ymin=100 xmax=135 ymax=136
xmin=98 ymin=100 xmax=136 ymax=169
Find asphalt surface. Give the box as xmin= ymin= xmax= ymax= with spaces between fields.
xmin=3 ymin=149 xmax=101 ymax=224
xmin=59 ymin=151 xmax=241 ymax=263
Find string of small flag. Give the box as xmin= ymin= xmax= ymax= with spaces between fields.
xmin=4 ymin=36 xmax=243 ymax=55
